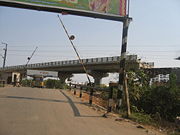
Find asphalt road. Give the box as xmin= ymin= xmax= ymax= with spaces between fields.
xmin=0 ymin=87 xmax=152 ymax=135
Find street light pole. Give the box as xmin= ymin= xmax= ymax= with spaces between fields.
xmin=1 ymin=42 xmax=7 ymax=68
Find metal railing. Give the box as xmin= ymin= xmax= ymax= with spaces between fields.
xmin=0 ymin=55 xmax=137 ymax=72
xmin=68 ymin=83 xmax=120 ymax=113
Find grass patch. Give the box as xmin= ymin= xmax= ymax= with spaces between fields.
xmin=128 ymin=113 xmax=155 ymax=125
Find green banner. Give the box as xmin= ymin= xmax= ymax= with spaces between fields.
xmin=11 ymin=0 xmax=127 ymax=16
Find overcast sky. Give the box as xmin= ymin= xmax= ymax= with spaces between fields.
xmin=0 ymin=0 xmax=180 ymax=83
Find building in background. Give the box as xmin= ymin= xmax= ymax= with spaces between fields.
xmin=139 ymin=62 xmax=154 ymax=69
xmin=150 ymin=74 xmax=170 ymax=86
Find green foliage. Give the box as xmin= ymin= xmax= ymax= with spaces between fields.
xmin=99 ymin=84 xmax=108 ymax=88
xmin=99 ymin=91 xmax=109 ymax=100
xmin=100 ymin=87 xmax=119 ymax=100
xmin=128 ymin=113 xmax=154 ymax=125
xmin=127 ymin=71 xmax=180 ymax=122
xmin=140 ymin=85 xmax=180 ymax=121
xmin=63 ymin=84 xmax=70 ymax=89
xmin=127 ymin=70 xmax=150 ymax=112
xmin=44 ymin=79 xmax=64 ymax=89
xmin=112 ymin=87 xmax=119 ymax=100
xmin=168 ymin=73 xmax=177 ymax=89
xmin=44 ymin=79 xmax=55 ymax=88
xmin=54 ymin=80 xmax=63 ymax=89
xmin=21 ymin=79 xmax=32 ymax=87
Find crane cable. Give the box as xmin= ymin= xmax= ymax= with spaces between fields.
xmin=57 ymin=14 xmax=92 ymax=85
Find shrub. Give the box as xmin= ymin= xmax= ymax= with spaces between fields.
xmin=140 ymin=86 xmax=180 ymax=121
xmin=128 ymin=113 xmax=154 ymax=125
xmin=44 ymin=79 xmax=56 ymax=88
xmin=44 ymin=79 xmax=64 ymax=89
xmin=127 ymin=71 xmax=180 ymax=122
xmin=21 ymin=79 xmax=32 ymax=87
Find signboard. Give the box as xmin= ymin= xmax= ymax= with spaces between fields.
xmin=0 ymin=0 xmax=127 ymax=21
xmin=27 ymin=70 xmax=58 ymax=77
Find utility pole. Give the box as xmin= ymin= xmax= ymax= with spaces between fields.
xmin=116 ymin=0 xmax=132 ymax=118
xmin=1 ymin=42 xmax=7 ymax=68
xmin=117 ymin=17 xmax=131 ymax=118
xmin=116 ymin=17 xmax=131 ymax=117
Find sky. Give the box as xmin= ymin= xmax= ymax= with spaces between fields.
xmin=0 ymin=0 xmax=180 ymax=84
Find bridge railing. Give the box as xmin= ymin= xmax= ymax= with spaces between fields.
xmin=0 ymin=55 xmax=137 ymax=71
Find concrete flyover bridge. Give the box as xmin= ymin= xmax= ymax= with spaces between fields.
xmin=0 ymin=55 xmax=140 ymax=85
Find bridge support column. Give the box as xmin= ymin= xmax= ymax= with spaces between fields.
xmin=88 ymin=71 xmax=108 ymax=86
xmin=58 ymin=72 xmax=73 ymax=84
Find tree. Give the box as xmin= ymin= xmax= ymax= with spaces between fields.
xmin=127 ymin=70 xmax=180 ymax=121
xmin=127 ymin=69 xmax=150 ymax=112
xmin=140 ymin=73 xmax=180 ymax=121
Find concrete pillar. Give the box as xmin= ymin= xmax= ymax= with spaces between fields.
xmin=58 ymin=72 xmax=73 ymax=84
xmin=88 ymin=71 xmax=108 ymax=86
